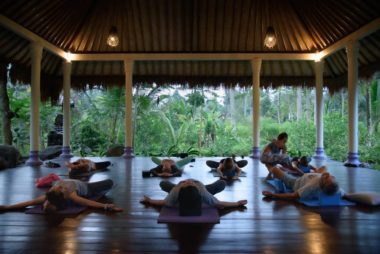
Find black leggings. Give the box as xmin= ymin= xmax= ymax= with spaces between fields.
xmin=206 ymin=160 xmax=248 ymax=168
xmin=87 ymin=179 xmax=114 ymax=196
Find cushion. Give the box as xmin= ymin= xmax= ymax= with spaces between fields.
xmin=344 ymin=192 xmax=380 ymax=206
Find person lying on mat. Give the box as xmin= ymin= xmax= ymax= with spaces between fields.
xmin=140 ymin=179 xmax=247 ymax=214
xmin=215 ymin=157 xmax=242 ymax=180
xmin=292 ymin=156 xmax=326 ymax=174
xmin=260 ymin=132 xmax=302 ymax=178
xmin=0 ymin=179 xmax=123 ymax=213
xmin=66 ymin=159 xmax=111 ymax=178
xmin=206 ymin=156 xmax=247 ymax=180
xmin=149 ymin=156 xmax=193 ymax=177
xmin=262 ymin=166 xmax=339 ymax=200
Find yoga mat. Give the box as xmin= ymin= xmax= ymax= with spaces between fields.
xmin=157 ymin=206 xmax=220 ymax=224
xmin=149 ymin=173 xmax=182 ymax=178
xmin=150 ymin=157 xmax=194 ymax=168
xmin=265 ymin=179 xmax=355 ymax=207
xmin=25 ymin=191 xmax=108 ymax=215
xmin=299 ymin=199 xmax=355 ymax=207
xmin=266 ymin=179 xmax=293 ymax=193
xmin=210 ymin=169 xmax=247 ymax=177
xmin=299 ymin=192 xmax=355 ymax=207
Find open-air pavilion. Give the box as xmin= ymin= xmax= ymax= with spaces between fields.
xmin=1 ymin=0 xmax=380 ymax=253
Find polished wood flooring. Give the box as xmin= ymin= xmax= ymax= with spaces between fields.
xmin=0 ymin=157 xmax=380 ymax=254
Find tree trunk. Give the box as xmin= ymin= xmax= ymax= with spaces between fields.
xmin=0 ymin=64 xmax=13 ymax=145
xmin=229 ymin=88 xmax=236 ymax=127
xmin=304 ymin=89 xmax=310 ymax=122
xmin=243 ymin=91 xmax=247 ymax=118
xmin=277 ymin=89 xmax=281 ymax=124
xmin=366 ymin=85 xmax=373 ymax=136
xmin=341 ymin=90 xmax=345 ymax=118
xmin=296 ymin=87 xmax=302 ymax=121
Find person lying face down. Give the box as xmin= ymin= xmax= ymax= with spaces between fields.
xmin=150 ymin=159 xmax=182 ymax=177
xmin=0 ymin=179 xmax=123 ymax=213
xmin=216 ymin=157 xmax=242 ymax=180
xmin=161 ymin=159 xmax=176 ymax=173
xmin=65 ymin=159 xmax=111 ymax=178
xmin=140 ymin=179 xmax=247 ymax=215
xmin=262 ymin=166 xmax=340 ymax=200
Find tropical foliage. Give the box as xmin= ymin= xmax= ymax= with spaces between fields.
xmin=1 ymin=73 xmax=380 ymax=169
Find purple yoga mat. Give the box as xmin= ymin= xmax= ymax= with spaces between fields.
xmin=157 ymin=206 xmax=220 ymax=224
xmin=25 ymin=191 xmax=107 ymax=215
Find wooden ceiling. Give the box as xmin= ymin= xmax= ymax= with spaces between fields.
xmin=0 ymin=0 xmax=379 ymax=93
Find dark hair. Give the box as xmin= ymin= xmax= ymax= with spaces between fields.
xmin=178 ymin=186 xmax=202 ymax=216
xmin=223 ymin=157 xmax=234 ymax=169
xmin=46 ymin=191 xmax=66 ymax=210
xmin=277 ymin=132 xmax=288 ymax=141
xmin=299 ymin=156 xmax=309 ymax=166
xmin=320 ymin=181 xmax=339 ymax=196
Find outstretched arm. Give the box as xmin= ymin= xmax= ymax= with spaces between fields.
xmin=217 ymin=200 xmax=247 ymax=208
xmin=69 ymin=193 xmax=123 ymax=212
xmin=262 ymin=191 xmax=299 ymax=200
xmin=140 ymin=195 xmax=166 ymax=206
xmin=0 ymin=195 xmax=46 ymax=211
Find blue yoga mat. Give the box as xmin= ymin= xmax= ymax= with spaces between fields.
xmin=266 ymin=179 xmax=292 ymax=193
xmin=265 ymin=179 xmax=355 ymax=207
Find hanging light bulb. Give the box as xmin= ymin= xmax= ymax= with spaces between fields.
xmin=107 ymin=26 xmax=119 ymax=47
xmin=264 ymin=26 xmax=276 ymax=48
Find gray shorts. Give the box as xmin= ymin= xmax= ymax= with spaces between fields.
xmin=279 ymin=173 xmax=297 ymax=189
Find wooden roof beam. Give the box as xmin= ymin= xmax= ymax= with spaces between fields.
xmin=71 ymin=53 xmax=315 ymax=61
xmin=0 ymin=14 xmax=66 ymax=59
xmin=319 ymin=17 xmax=380 ymax=59
xmin=1 ymin=14 xmax=379 ymax=62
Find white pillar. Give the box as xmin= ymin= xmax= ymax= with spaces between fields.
xmin=345 ymin=41 xmax=361 ymax=166
xmin=26 ymin=42 xmax=43 ymax=166
xmin=60 ymin=59 xmax=73 ymax=158
xmin=250 ymin=58 xmax=262 ymax=159
xmin=123 ymin=60 xmax=134 ymax=158
xmin=313 ymin=60 xmax=326 ymax=160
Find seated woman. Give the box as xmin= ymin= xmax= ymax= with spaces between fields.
xmin=292 ymin=156 xmax=326 ymax=174
xmin=66 ymin=159 xmax=111 ymax=178
xmin=215 ymin=157 xmax=242 ymax=180
xmin=0 ymin=179 xmax=122 ymax=213
xmin=260 ymin=132 xmax=301 ymax=178
xmin=149 ymin=156 xmax=193 ymax=177
xmin=141 ymin=179 xmax=247 ymax=215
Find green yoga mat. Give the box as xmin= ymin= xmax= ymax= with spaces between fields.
xmin=151 ymin=156 xmax=194 ymax=168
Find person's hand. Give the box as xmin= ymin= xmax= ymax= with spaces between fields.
xmin=262 ymin=191 xmax=275 ymax=198
xmin=237 ymin=200 xmax=247 ymax=206
xmin=107 ymin=204 xmax=123 ymax=212
xmin=161 ymin=172 xmax=173 ymax=177
xmin=232 ymin=176 xmax=239 ymax=180
xmin=140 ymin=195 xmax=151 ymax=204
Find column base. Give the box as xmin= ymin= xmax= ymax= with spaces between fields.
xmin=250 ymin=147 xmax=261 ymax=159
xmin=60 ymin=146 xmax=73 ymax=159
xmin=26 ymin=151 xmax=42 ymax=166
xmin=123 ymin=146 xmax=135 ymax=159
xmin=344 ymin=152 xmax=360 ymax=167
xmin=313 ymin=147 xmax=327 ymax=160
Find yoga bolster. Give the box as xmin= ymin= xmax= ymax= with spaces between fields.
xmin=157 ymin=206 xmax=220 ymax=224
xmin=344 ymin=192 xmax=380 ymax=206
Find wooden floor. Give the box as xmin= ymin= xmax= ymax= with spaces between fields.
xmin=1 ymin=157 xmax=380 ymax=254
